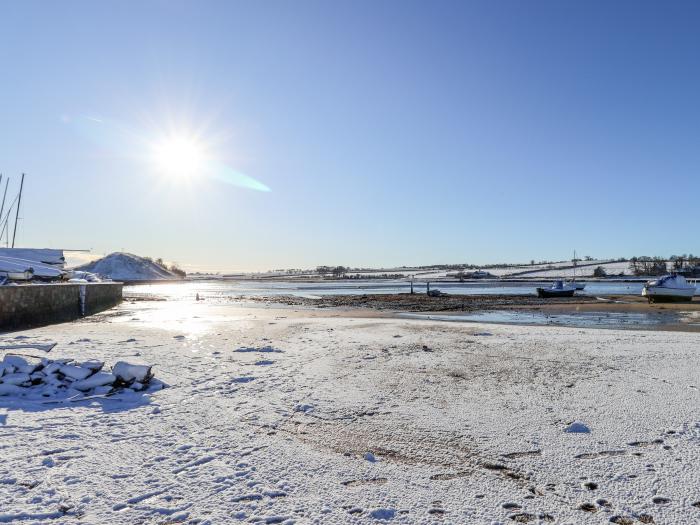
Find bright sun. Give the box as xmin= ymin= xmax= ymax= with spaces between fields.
xmin=151 ymin=135 xmax=208 ymax=179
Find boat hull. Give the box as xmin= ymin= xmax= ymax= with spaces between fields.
xmin=1 ymin=270 xmax=33 ymax=281
xmin=537 ymin=288 xmax=576 ymax=298
xmin=642 ymin=286 xmax=695 ymax=303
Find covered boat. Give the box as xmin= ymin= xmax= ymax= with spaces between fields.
xmin=536 ymin=280 xmax=576 ymax=298
xmin=642 ymin=274 xmax=696 ymax=303
xmin=0 ymin=256 xmax=65 ymax=281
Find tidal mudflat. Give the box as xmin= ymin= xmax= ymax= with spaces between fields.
xmin=0 ymin=299 xmax=698 ymax=524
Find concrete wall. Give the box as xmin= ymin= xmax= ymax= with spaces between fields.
xmin=0 ymin=282 xmax=123 ymax=331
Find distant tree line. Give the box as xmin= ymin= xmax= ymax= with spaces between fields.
xmin=316 ymin=266 xmax=349 ymax=278
xmin=628 ymin=257 xmax=667 ymax=276
xmin=143 ymin=256 xmax=186 ymax=278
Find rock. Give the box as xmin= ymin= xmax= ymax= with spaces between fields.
xmin=0 ymin=373 xmax=31 ymax=386
xmin=79 ymin=360 xmax=104 ymax=372
xmin=73 ymin=373 xmax=117 ymax=391
xmin=112 ymin=362 xmax=152 ymax=383
xmin=42 ymin=362 xmax=62 ymax=375
xmin=565 ymin=421 xmax=591 ymax=433
xmin=2 ymin=355 xmax=27 ymax=368
xmin=0 ymin=384 xmax=23 ymax=396
xmin=59 ymin=365 xmax=93 ymax=381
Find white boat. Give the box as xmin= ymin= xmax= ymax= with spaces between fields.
xmin=537 ymin=280 xmax=576 ymax=298
xmin=642 ymin=274 xmax=696 ymax=303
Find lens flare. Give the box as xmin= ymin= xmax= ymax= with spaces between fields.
xmin=66 ymin=115 xmax=271 ymax=192
xmin=151 ymin=135 xmax=208 ymax=179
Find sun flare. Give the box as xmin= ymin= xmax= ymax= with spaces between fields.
xmin=151 ymin=134 xmax=208 ymax=179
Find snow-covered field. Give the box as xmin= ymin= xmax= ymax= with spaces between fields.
xmin=0 ymin=301 xmax=698 ymax=524
xmin=515 ymin=261 xmax=631 ymax=279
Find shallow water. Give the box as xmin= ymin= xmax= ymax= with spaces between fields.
xmin=124 ymin=279 xmax=660 ymax=301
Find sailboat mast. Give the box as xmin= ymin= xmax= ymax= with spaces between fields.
xmin=0 ymin=176 xmax=8 ymax=245
xmin=11 ymin=173 xmax=24 ymax=249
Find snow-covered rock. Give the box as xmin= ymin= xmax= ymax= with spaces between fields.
xmin=0 ymin=354 xmax=160 ymax=402
xmin=73 ymin=372 xmax=117 ymax=391
xmin=59 ymin=364 xmax=93 ymax=381
xmin=0 ymin=373 xmax=31 ymax=386
xmin=112 ymin=362 xmax=152 ymax=383
xmin=564 ymin=420 xmax=591 ymax=433
xmin=74 ymin=252 xmax=180 ymax=282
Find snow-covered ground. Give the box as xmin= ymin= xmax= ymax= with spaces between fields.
xmin=516 ymin=261 xmax=632 ymax=278
xmin=0 ymin=301 xmax=698 ymax=524
xmin=75 ymin=252 xmax=178 ymax=281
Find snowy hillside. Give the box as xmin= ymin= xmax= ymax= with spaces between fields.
xmin=512 ymin=261 xmax=631 ymax=278
xmin=75 ymin=253 xmax=179 ymax=281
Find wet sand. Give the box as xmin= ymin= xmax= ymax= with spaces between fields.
xmin=246 ymin=293 xmax=601 ymax=312
xmin=245 ymin=293 xmax=700 ymax=332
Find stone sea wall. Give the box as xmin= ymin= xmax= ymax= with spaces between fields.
xmin=0 ymin=282 xmax=123 ymax=330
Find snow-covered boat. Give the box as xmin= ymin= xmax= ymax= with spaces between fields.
xmin=536 ymin=280 xmax=576 ymax=298
xmin=642 ymin=274 xmax=696 ymax=303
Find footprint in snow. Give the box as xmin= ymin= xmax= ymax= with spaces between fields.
xmin=370 ymin=508 xmax=396 ymax=520
xmin=232 ymin=377 xmax=255 ymax=383
xmin=235 ymin=346 xmax=283 ymax=353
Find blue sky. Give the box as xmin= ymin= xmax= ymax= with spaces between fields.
xmin=1 ymin=1 xmax=698 ymax=271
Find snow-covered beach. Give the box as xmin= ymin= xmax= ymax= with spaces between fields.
xmin=0 ymin=298 xmax=698 ymax=524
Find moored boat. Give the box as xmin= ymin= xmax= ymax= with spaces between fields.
xmin=536 ymin=280 xmax=576 ymax=298
xmin=642 ymin=274 xmax=695 ymax=303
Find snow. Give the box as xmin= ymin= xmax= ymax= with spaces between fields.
xmin=0 ymin=353 xmax=162 ymax=403
xmin=0 ymin=248 xmax=65 ymax=267
xmin=112 ymin=361 xmax=152 ymax=383
xmin=0 ymin=300 xmax=698 ymax=523
xmin=0 ymin=256 xmax=65 ymax=279
xmin=565 ymin=421 xmax=592 ymax=433
xmin=74 ymin=252 xmax=178 ymax=281
xmin=514 ymin=261 xmax=631 ymax=278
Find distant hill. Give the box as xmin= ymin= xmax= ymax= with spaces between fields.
xmin=75 ymin=252 xmax=179 ymax=281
